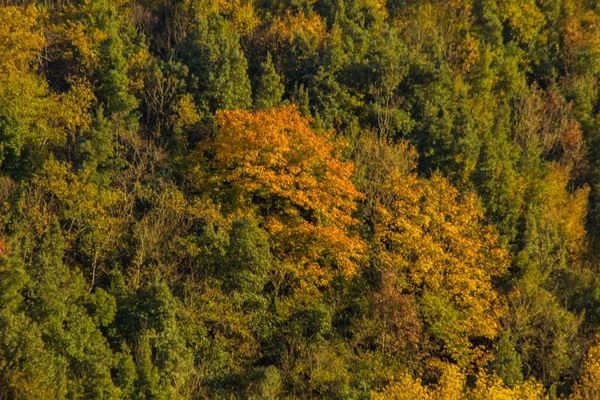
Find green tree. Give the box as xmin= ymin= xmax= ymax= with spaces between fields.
xmin=96 ymin=34 xmax=138 ymax=116
xmin=224 ymin=218 xmax=272 ymax=297
xmin=254 ymin=53 xmax=285 ymax=110
xmin=492 ymin=330 xmax=524 ymax=387
xmin=181 ymin=13 xmax=252 ymax=113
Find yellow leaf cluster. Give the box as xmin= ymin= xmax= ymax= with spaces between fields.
xmin=217 ymin=0 xmax=259 ymax=36
xmin=52 ymin=20 xmax=101 ymax=76
xmin=470 ymin=373 xmax=547 ymax=400
xmin=372 ymin=366 xmax=547 ymax=400
xmin=126 ymin=48 xmax=151 ymax=94
xmin=0 ymin=5 xmax=45 ymax=76
xmin=373 ymin=174 xmax=509 ymax=364
xmin=55 ymin=80 xmax=95 ymax=133
xmin=498 ymin=0 xmax=546 ymax=45
xmin=540 ymin=164 xmax=589 ymax=258
xmin=0 ymin=6 xmax=91 ymax=154
xmin=171 ymin=94 xmax=201 ymax=130
xmin=264 ymin=10 xmax=327 ymax=53
xmin=370 ymin=373 xmax=434 ymax=400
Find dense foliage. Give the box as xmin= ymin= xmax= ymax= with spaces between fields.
xmin=1 ymin=0 xmax=600 ymax=398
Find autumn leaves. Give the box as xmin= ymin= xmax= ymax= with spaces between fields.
xmin=189 ymin=105 xmax=509 ymax=371
xmin=190 ymin=106 xmax=364 ymax=284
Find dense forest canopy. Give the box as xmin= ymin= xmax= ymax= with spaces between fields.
xmin=1 ymin=0 xmax=600 ymax=398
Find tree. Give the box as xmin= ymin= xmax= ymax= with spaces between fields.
xmin=371 ymin=364 xmax=547 ymax=399
xmin=181 ymin=12 xmax=252 ymax=113
xmin=571 ymin=336 xmax=600 ymax=400
xmin=0 ymin=241 xmax=65 ymax=399
xmin=223 ymin=217 xmax=272 ymax=296
xmin=254 ymin=53 xmax=285 ymax=110
xmin=0 ymin=220 xmax=124 ymax=398
xmin=371 ymin=174 xmax=509 ymax=365
xmin=189 ymin=105 xmax=365 ymax=285
xmin=491 ymin=330 xmax=524 ymax=387
xmin=96 ymin=33 xmax=137 ymax=116
xmin=0 ymin=6 xmax=61 ymax=177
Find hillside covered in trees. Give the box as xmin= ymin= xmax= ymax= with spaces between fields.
xmin=2 ymin=0 xmax=600 ymax=398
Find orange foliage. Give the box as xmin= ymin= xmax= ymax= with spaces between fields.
xmin=562 ymin=0 xmax=600 ymax=70
xmin=191 ymin=106 xmax=365 ymax=283
xmin=0 ymin=238 xmax=8 ymax=257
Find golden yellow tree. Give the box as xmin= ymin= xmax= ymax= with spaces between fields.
xmin=372 ymin=173 xmax=509 ymax=365
xmin=371 ymin=365 xmax=547 ymax=400
xmin=370 ymin=373 xmax=434 ymax=400
xmin=571 ymin=336 xmax=600 ymax=400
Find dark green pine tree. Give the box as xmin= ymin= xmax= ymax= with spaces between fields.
xmin=0 ymin=220 xmax=125 ymax=398
xmin=96 ymin=33 xmax=137 ymax=116
xmin=224 ymin=217 xmax=272 ymax=298
xmin=491 ymin=330 xmax=524 ymax=387
xmin=181 ymin=13 xmax=252 ymax=113
xmin=75 ymin=107 xmax=115 ymax=185
xmin=254 ymin=53 xmax=285 ymax=110
xmin=0 ymin=239 xmax=66 ymax=398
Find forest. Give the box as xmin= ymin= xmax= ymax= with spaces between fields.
xmin=1 ymin=0 xmax=600 ymax=398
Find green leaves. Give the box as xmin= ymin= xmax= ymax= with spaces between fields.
xmin=181 ymin=13 xmax=252 ymax=113
xmin=254 ymin=53 xmax=284 ymax=110
xmin=1 ymin=0 xmax=600 ymax=398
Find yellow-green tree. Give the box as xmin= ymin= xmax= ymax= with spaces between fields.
xmin=0 ymin=6 xmax=92 ymax=177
